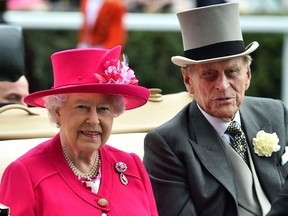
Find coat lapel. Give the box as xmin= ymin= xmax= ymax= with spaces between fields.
xmin=188 ymin=102 xmax=237 ymax=199
xmin=240 ymin=101 xmax=282 ymax=200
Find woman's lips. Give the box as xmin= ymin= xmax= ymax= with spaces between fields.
xmin=81 ymin=131 xmax=100 ymax=138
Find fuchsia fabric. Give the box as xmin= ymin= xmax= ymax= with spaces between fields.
xmin=0 ymin=134 xmax=158 ymax=216
xmin=24 ymin=46 xmax=150 ymax=110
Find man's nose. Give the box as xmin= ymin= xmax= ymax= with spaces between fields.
xmin=215 ymin=73 xmax=230 ymax=91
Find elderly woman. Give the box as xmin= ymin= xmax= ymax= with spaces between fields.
xmin=0 ymin=46 xmax=158 ymax=216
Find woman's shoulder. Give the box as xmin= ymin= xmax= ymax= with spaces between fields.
xmin=100 ymin=145 xmax=148 ymax=181
xmin=101 ymin=145 xmax=138 ymax=159
xmin=2 ymin=139 xmax=56 ymax=183
xmin=15 ymin=139 xmax=50 ymax=163
xmin=101 ymin=145 xmax=143 ymax=168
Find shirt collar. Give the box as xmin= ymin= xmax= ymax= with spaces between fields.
xmin=197 ymin=104 xmax=241 ymax=136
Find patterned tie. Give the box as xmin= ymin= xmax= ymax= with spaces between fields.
xmin=225 ymin=121 xmax=249 ymax=164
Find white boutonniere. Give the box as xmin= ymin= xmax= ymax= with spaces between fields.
xmin=253 ymin=130 xmax=280 ymax=157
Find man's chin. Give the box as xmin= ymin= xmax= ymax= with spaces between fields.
xmin=211 ymin=106 xmax=237 ymax=120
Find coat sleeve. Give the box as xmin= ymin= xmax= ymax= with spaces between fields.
xmin=267 ymin=179 xmax=288 ymax=216
xmin=0 ymin=161 xmax=36 ymax=216
xmin=131 ymin=153 xmax=159 ymax=216
xmin=143 ymin=131 xmax=197 ymax=216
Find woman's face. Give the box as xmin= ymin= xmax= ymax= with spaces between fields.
xmin=56 ymin=93 xmax=115 ymax=153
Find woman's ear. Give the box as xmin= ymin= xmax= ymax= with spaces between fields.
xmin=55 ymin=106 xmax=61 ymax=125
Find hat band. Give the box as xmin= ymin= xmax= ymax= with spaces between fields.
xmin=184 ymin=41 xmax=245 ymax=60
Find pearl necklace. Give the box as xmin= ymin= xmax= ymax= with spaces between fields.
xmin=61 ymin=145 xmax=100 ymax=181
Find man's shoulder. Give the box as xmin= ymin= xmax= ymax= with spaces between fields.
xmin=150 ymin=103 xmax=192 ymax=138
xmin=242 ymin=96 xmax=286 ymax=118
xmin=244 ymin=96 xmax=283 ymax=107
xmin=158 ymin=103 xmax=190 ymax=124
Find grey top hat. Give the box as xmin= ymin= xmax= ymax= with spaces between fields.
xmin=171 ymin=2 xmax=259 ymax=67
xmin=0 ymin=25 xmax=25 ymax=81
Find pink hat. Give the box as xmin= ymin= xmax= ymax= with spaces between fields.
xmin=24 ymin=46 xmax=150 ymax=110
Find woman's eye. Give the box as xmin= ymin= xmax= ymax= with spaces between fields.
xmin=97 ymin=106 xmax=111 ymax=115
xmin=76 ymin=105 xmax=89 ymax=111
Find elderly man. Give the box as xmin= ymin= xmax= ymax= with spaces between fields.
xmin=0 ymin=25 xmax=29 ymax=106
xmin=143 ymin=2 xmax=288 ymax=216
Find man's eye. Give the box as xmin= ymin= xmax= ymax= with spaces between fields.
xmin=226 ymin=69 xmax=239 ymax=77
xmin=6 ymin=94 xmax=21 ymax=103
xmin=202 ymin=71 xmax=216 ymax=79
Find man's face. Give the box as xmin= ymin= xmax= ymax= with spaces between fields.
xmin=182 ymin=57 xmax=251 ymax=121
xmin=0 ymin=75 xmax=29 ymax=106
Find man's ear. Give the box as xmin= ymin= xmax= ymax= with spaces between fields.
xmin=181 ymin=67 xmax=194 ymax=94
xmin=245 ymin=66 xmax=251 ymax=91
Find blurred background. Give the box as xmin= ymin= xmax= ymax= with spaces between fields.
xmin=1 ymin=0 xmax=288 ymax=104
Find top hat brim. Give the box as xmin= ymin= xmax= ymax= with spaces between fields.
xmin=171 ymin=41 xmax=259 ymax=67
xmin=0 ymin=25 xmax=25 ymax=81
xmin=24 ymin=84 xmax=150 ymax=110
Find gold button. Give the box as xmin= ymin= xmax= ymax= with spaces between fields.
xmin=98 ymin=198 xmax=108 ymax=206
xmin=149 ymin=88 xmax=163 ymax=102
xmin=149 ymin=88 xmax=162 ymax=94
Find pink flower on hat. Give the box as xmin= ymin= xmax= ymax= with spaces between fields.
xmin=95 ymin=58 xmax=138 ymax=85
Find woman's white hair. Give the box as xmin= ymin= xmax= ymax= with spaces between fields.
xmin=44 ymin=94 xmax=125 ymax=126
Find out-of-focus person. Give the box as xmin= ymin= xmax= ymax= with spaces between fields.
xmin=7 ymin=0 xmax=51 ymax=10
xmin=195 ymin=0 xmax=228 ymax=7
xmin=0 ymin=75 xmax=29 ymax=106
xmin=0 ymin=0 xmax=6 ymax=23
xmin=124 ymin=0 xmax=194 ymax=12
xmin=77 ymin=0 xmax=127 ymax=49
xmin=0 ymin=25 xmax=29 ymax=107
xmin=0 ymin=45 xmax=158 ymax=216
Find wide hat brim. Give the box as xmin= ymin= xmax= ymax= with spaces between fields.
xmin=24 ymin=84 xmax=150 ymax=110
xmin=171 ymin=41 xmax=259 ymax=67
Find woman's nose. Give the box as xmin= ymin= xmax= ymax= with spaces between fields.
xmin=86 ymin=110 xmax=100 ymax=125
